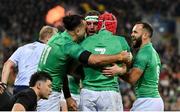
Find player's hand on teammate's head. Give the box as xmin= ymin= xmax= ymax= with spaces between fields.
xmin=0 ymin=82 xmax=7 ymax=94
xmin=102 ymin=63 xmax=127 ymax=76
xmin=66 ymin=97 xmax=78 ymax=111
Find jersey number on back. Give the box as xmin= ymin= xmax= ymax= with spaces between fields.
xmin=95 ymin=48 xmax=106 ymax=54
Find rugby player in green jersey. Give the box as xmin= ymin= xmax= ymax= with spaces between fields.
xmin=60 ymin=11 xmax=102 ymax=111
xmin=63 ymin=10 xmax=101 ymax=111
xmin=103 ymin=22 xmax=164 ymax=111
xmin=37 ymin=15 xmax=132 ymax=111
xmin=79 ymin=12 xmax=131 ymax=111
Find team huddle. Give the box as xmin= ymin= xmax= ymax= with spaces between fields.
xmin=0 ymin=10 xmax=164 ymax=111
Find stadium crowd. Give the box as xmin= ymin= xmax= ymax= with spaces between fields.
xmin=0 ymin=0 xmax=179 ymax=110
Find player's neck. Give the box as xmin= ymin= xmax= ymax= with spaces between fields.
xmin=31 ymin=87 xmax=40 ymax=101
xmin=38 ymin=39 xmax=46 ymax=44
xmin=67 ymin=31 xmax=78 ymax=41
xmin=141 ymin=38 xmax=151 ymax=48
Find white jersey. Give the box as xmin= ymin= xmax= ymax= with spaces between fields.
xmin=9 ymin=41 xmax=46 ymax=86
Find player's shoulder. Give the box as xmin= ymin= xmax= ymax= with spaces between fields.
xmin=49 ymin=33 xmax=72 ymax=47
xmin=48 ymin=32 xmax=62 ymax=44
xmin=140 ymin=43 xmax=153 ymax=54
xmin=16 ymin=42 xmax=33 ymax=51
xmin=14 ymin=88 xmax=36 ymax=101
xmin=81 ymin=33 xmax=98 ymax=45
xmin=63 ymin=39 xmax=81 ymax=51
xmin=136 ymin=47 xmax=150 ymax=60
xmin=20 ymin=42 xmax=44 ymax=51
xmin=21 ymin=41 xmax=37 ymax=47
xmin=112 ymin=35 xmax=129 ymax=47
xmin=114 ymin=35 xmax=126 ymax=41
xmin=98 ymin=29 xmax=113 ymax=37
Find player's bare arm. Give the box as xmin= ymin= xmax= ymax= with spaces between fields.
xmin=0 ymin=60 xmax=15 ymax=94
xmin=11 ymin=103 xmax=26 ymax=111
xmin=103 ymin=65 xmax=143 ymax=85
xmin=102 ymin=63 xmax=127 ymax=76
xmin=87 ymin=51 xmax=132 ymax=66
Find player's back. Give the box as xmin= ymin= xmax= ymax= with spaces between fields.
xmin=11 ymin=41 xmax=45 ymax=86
xmin=81 ymin=29 xmax=130 ymax=92
xmin=38 ymin=31 xmax=84 ymax=92
xmin=38 ymin=31 xmax=70 ymax=91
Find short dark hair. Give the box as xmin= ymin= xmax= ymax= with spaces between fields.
xmin=136 ymin=22 xmax=153 ymax=38
xmin=29 ymin=72 xmax=52 ymax=87
xmin=63 ymin=15 xmax=84 ymax=31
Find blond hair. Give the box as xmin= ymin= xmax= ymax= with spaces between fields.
xmin=39 ymin=26 xmax=58 ymax=41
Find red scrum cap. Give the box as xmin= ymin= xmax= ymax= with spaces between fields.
xmin=98 ymin=12 xmax=117 ymax=34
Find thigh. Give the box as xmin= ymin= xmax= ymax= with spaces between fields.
xmin=97 ymin=91 xmax=123 ymax=111
xmin=37 ymin=91 xmax=61 ymax=111
xmin=79 ymin=89 xmax=97 ymax=111
xmin=131 ymin=98 xmax=164 ymax=111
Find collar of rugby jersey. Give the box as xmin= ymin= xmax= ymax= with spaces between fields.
xmin=86 ymin=29 xmax=113 ymax=42
xmin=37 ymin=40 xmax=44 ymax=43
xmin=141 ymin=42 xmax=152 ymax=49
xmin=98 ymin=29 xmax=113 ymax=38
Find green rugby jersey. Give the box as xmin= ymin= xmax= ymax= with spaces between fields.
xmin=47 ymin=31 xmax=61 ymax=44
xmin=68 ymin=75 xmax=80 ymax=95
xmin=81 ymin=29 xmax=130 ymax=91
xmin=133 ymin=43 xmax=161 ymax=98
xmin=38 ymin=31 xmax=85 ymax=92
